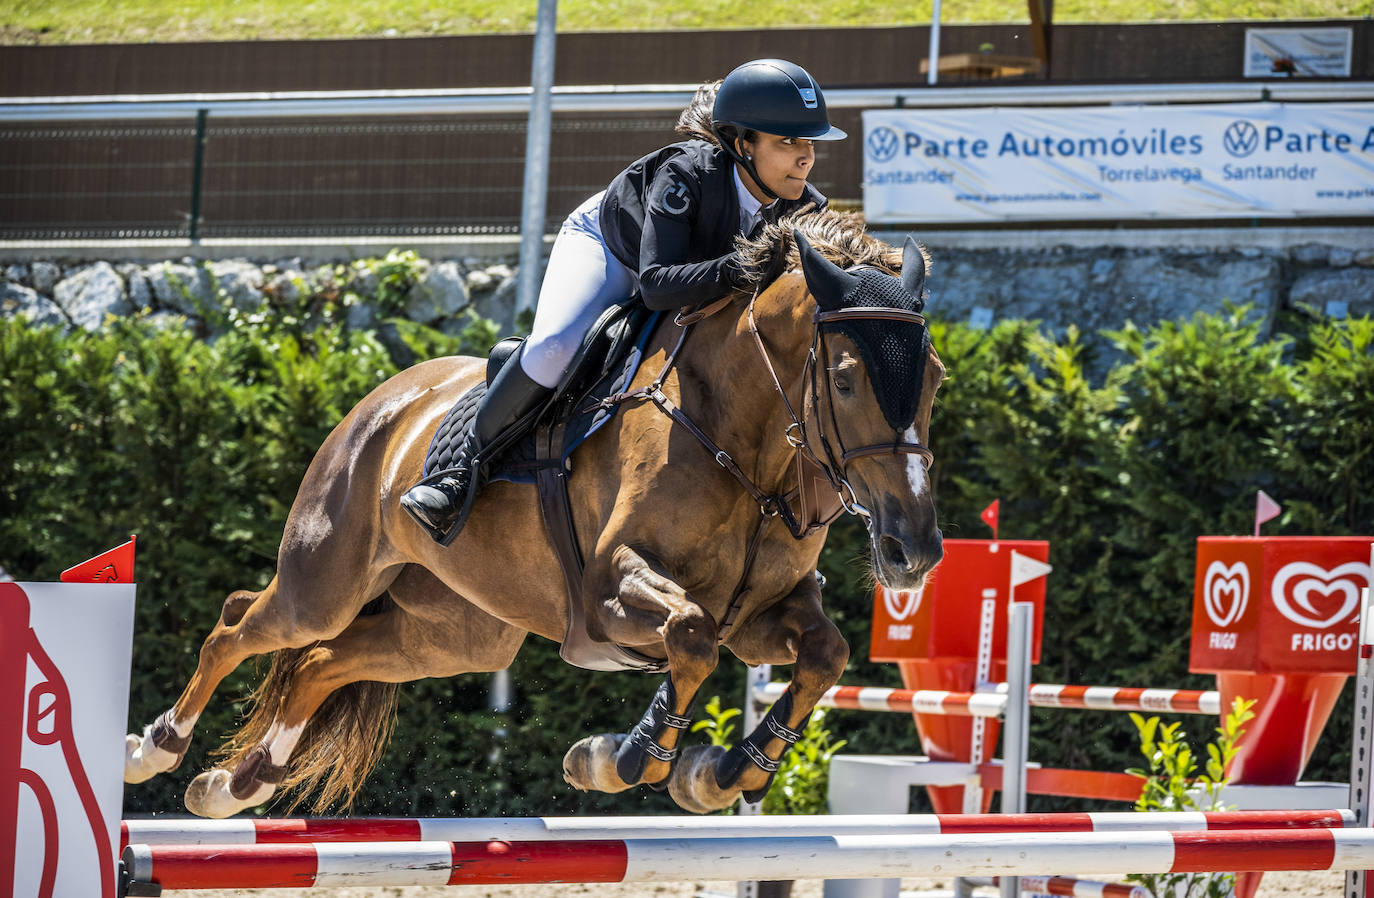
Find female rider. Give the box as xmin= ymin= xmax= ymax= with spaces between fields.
xmin=401 ymin=58 xmax=847 ymax=544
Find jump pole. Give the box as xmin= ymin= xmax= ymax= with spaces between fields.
xmin=1346 ymin=559 xmax=1374 ymax=898
xmin=120 ymin=808 xmax=1355 ymax=849
xmin=967 ymin=875 xmax=1149 ymax=898
xmin=122 ymin=827 xmax=1374 ymax=891
xmin=752 ymin=681 xmax=1221 ymax=717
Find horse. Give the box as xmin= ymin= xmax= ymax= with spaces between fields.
xmin=122 ymin=209 xmax=946 ymax=817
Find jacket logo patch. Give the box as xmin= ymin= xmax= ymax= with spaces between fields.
xmin=662 ymin=179 xmax=691 ymax=215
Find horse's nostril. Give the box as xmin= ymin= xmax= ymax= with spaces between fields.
xmin=880 ymin=534 xmax=912 ymax=572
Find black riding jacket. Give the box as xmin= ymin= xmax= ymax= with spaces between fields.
xmin=599 ymin=139 xmax=828 ymax=312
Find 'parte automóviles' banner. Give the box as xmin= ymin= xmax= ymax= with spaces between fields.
xmin=862 ymin=102 xmax=1374 ymax=223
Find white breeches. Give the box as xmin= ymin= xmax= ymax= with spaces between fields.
xmin=521 ymin=191 xmax=639 ymax=389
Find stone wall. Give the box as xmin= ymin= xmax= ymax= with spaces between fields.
xmin=0 ymin=253 xmax=522 ymax=339
xmin=905 ymin=227 xmax=1374 ymax=362
xmin=921 ymin=241 xmax=1374 ymax=335
xmin=3 ymin=228 xmax=1371 ymax=352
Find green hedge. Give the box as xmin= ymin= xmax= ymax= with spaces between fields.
xmin=1 ymin=298 xmax=1370 ymax=816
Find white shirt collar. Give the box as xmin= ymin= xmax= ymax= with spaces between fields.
xmin=733 ymin=166 xmax=775 ymax=232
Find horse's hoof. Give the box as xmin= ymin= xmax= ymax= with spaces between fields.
xmin=563 ymin=733 xmax=634 ymax=794
xmin=668 ymin=744 xmax=740 ymax=814
xmin=185 ymin=768 xmax=274 ymax=819
xmin=124 ymin=731 xmax=181 ymax=784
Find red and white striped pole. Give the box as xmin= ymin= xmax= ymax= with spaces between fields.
xmin=1346 ymin=548 xmax=1374 ymax=898
xmin=122 ymin=828 xmax=1374 ymax=891
xmin=120 ymin=808 xmax=1355 ymax=850
xmin=752 ymin=681 xmax=1220 ymax=718
xmin=1008 ymin=874 xmax=1149 ymax=898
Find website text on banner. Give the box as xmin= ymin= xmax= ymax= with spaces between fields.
xmin=862 ymin=102 xmax=1374 ymax=223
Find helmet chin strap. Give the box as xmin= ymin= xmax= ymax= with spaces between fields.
xmin=716 ymin=128 xmax=780 ymax=202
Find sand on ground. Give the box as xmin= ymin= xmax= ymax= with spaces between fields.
xmin=175 ymin=869 xmax=1343 ymax=897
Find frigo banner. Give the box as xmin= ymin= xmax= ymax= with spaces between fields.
xmin=862 ymin=102 xmax=1374 ymax=223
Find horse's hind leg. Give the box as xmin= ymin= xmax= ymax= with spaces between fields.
xmin=125 ymin=564 xmax=399 ymax=785
xmin=125 ymin=584 xmax=281 ymax=782
xmin=670 ymin=573 xmax=848 ymax=813
xmin=562 ymin=545 xmax=719 ymax=797
xmin=186 ymin=571 xmax=525 ymax=818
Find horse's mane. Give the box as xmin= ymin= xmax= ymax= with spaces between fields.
xmin=734 ymin=207 xmax=931 ymax=295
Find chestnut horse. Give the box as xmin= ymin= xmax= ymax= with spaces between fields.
xmin=123 ymin=210 xmax=945 ymax=817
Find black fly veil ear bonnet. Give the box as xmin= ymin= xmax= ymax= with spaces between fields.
xmin=795 ymin=230 xmax=931 ymax=434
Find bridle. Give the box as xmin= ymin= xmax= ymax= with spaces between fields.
xmin=747 ymin=267 xmax=934 ymax=523
xmin=609 ymin=267 xmax=934 ymax=538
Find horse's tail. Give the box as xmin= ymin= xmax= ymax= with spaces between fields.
xmin=217 ymin=618 xmax=399 ymax=813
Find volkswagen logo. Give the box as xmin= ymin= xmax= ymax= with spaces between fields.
xmin=867 ymin=127 xmax=901 ymax=163
xmin=1224 ymin=121 xmax=1260 ymax=158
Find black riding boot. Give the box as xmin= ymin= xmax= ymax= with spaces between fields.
xmin=401 ymin=354 xmax=551 ymax=545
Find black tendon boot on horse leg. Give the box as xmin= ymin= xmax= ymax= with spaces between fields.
xmin=715 ymin=687 xmax=807 ymax=803
xmin=401 ymin=350 xmax=551 ymax=545
xmin=614 ymin=678 xmax=698 ymax=788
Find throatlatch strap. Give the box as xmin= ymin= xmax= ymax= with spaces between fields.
xmin=615 ymin=678 xmax=697 ymax=785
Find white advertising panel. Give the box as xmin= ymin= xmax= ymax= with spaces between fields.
xmin=2 ymin=582 xmax=135 ymax=898
xmin=1244 ymin=27 xmax=1353 ymax=78
xmin=862 ymin=102 xmax=1374 ymax=223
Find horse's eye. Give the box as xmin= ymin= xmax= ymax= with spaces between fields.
xmin=832 ymin=371 xmax=855 ymax=396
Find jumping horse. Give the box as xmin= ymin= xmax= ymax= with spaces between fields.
xmin=123 ymin=210 xmax=946 ymax=817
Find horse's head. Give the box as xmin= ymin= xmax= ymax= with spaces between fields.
xmin=794 ymin=228 xmax=945 ymax=592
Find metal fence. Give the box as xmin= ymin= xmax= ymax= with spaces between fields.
xmin=3 ymin=82 xmax=1372 ymax=240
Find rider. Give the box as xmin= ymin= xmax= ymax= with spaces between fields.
xmin=401 ymin=58 xmax=847 ymax=544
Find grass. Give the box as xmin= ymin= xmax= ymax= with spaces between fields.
xmin=1 ymin=0 xmax=1369 ymax=45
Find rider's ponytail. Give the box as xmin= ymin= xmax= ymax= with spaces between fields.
xmin=675 ymin=80 xmax=723 ymax=146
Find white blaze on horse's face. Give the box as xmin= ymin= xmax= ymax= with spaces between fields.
xmin=901 ymin=426 xmax=928 ymax=498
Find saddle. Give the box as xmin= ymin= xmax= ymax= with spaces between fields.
xmin=422 ymin=301 xmax=669 ymax=673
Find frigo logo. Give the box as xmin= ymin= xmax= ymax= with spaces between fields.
xmin=882 ymin=585 xmax=922 ymax=621
xmin=1203 ymin=561 xmax=1250 ymax=628
xmin=1270 ymin=561 xmax=1371 ymax=629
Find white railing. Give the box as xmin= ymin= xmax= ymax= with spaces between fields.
xmin=4 ymin=81 xmax=1374 ymax=122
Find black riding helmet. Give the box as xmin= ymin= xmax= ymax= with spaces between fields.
xmin=711 ymin=58 xmax=847 ymax=200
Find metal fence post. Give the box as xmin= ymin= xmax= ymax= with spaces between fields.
xmin=737 ymin=664 xmax=772 ymax=898
xmin=999 ymin=601 xmax=1034 ymax=898
xmin=515 ymin=0 xmax=558 ymax=320
xmin=188 ymin=108 xmax=208 ymax=241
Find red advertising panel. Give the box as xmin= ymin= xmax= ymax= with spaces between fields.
xmin=1190 ymin=536 xmax=1373 ymax=675
xmin=871 ymin=539 xmax=1049 ymax=664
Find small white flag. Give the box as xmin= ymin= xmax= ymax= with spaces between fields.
xmin=1010 ymin=550 xmax=1053 ymax=588
xmin=1254 ymin=490 xmax=1282 ymax=537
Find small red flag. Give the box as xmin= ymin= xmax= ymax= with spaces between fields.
xmin=980 ymin=499 xmax=1000 ymax=539
xmin=59 ymin=536 xmax=137 ymax=584
xmin=1254 ymin=490 xmax=1281 ymax=537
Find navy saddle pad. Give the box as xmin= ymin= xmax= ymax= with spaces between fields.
xmin=422 ymin=307 xmax=663 ymax=485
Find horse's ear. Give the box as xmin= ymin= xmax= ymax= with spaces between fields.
xmin=795 ymin=229 xmax=859 ymax=311
xmin=901 ymin=236 xmax=926 ymax=306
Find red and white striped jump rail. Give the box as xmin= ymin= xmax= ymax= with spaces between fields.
xmin=754 ymin=681 xmax=1221 ymax=717
xmin=1010 ymin=875 xmax=1148 ymax=898
xmin=120 ymin=808 xmax=1353 ymax=849
xmin=121 ymin=826 xmax=1374 ymax=890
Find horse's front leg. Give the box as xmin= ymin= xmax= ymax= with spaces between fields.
xmin=670 ymin=572 xmax=848 ymax=812
xmin=562 ymin=544 xmax=718 ymax=797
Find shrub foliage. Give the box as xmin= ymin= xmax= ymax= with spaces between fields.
xmin=1 ymin=302 xmax=1369 ymax=815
